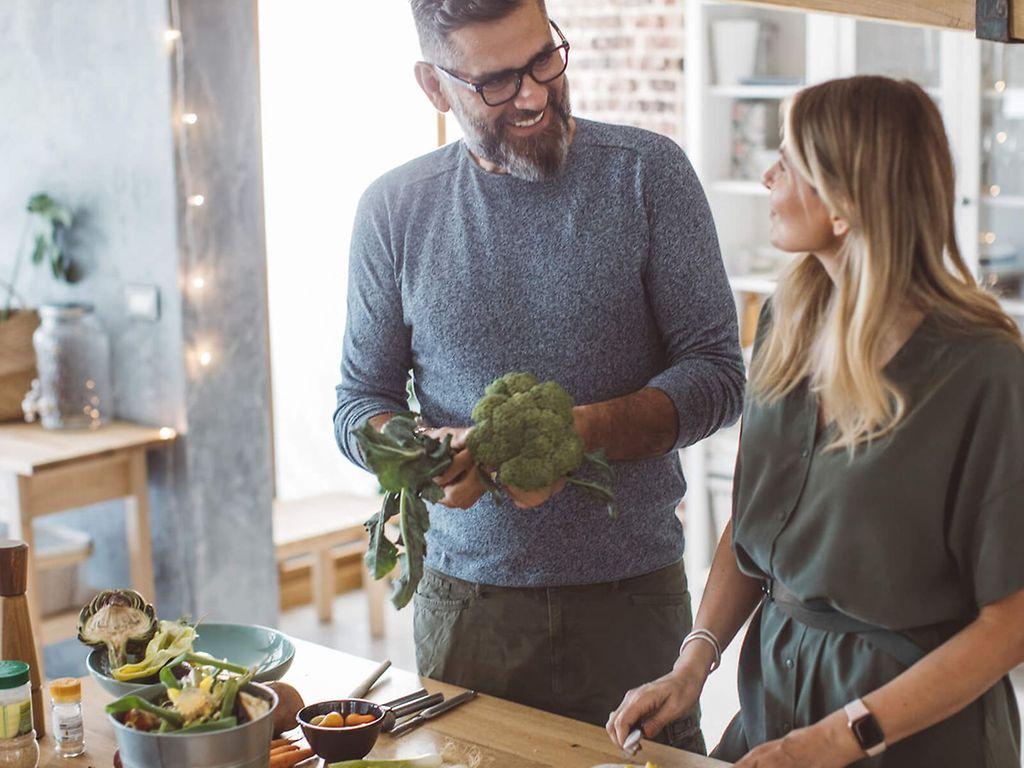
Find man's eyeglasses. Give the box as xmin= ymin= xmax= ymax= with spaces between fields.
xmin=432 ymin=20 xmax=570 ymax=107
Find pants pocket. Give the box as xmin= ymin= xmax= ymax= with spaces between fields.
xmin=412 ymin=569 xmax=474 ymax=679
xmin=413 ymin=595 xmax=464 ymax=679
xmin=663 ymin=710 xmax=707 ymax=755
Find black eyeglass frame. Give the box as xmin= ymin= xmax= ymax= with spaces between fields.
xmin=431 ymin=20 xmax=570 ymax=107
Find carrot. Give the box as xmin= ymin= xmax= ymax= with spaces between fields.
xmin=270 ymin=744 xmax=299 ymax=757
xmin=270 ymin=737 xmax=298 ymax=749
xmin=344 ymin=713 xmax=377 ymax=726
xmin=269 ymin=747 xmax=314 ymax=767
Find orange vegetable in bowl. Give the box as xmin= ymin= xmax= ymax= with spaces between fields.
xmin=320 ymin=711 xmax=345 ymax=728
xmin=344 ymin=713 xmax=377 ymax=727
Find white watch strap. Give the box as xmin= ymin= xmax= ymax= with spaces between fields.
xmin=844 ymin=698 xmax=870 ymax=721
xmin=844 ymin=698 xmax=886 ymax=757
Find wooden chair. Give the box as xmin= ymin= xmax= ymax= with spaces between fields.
xmin=272 ymin=492 xmax=388 ymax=637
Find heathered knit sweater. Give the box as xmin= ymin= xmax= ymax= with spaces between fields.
xmin=334 ymin=118 xmax=744 ymax=587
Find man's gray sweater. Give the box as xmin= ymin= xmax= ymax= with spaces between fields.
xmin=335 ymin=118 xmax=744 ymax=587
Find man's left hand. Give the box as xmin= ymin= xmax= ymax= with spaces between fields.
xmin=426 ymin=427 xmax=487 ymax=509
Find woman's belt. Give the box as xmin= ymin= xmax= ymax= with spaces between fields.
xmin=762 ymin=578 xmax=927 ymax=668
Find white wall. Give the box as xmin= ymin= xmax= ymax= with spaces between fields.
xmin=259 ymin=3 xmax=442 ymax=500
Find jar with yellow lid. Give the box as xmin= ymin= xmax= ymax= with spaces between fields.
xmin=49 ymin=678 xmax=84 ymax=757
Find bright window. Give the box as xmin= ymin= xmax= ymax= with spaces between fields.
xmin=259 ymin=3 xmax=441 ymax=500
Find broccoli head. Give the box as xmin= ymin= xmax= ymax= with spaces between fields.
xmin=467 ymin=372 xmax=585 ymax=491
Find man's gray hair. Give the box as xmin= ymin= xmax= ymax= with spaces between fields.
xmin=410 ymin=0 xmax=547 ymax=62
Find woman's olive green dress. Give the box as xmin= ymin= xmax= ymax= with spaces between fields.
xmin=712 ymin=312 xmax=1024 ymax=767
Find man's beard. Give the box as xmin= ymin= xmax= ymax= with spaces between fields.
xmin=454 ymin=81 xmax=573 ymax=182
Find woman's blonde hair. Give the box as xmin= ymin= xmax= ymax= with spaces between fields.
xmin=750 ymin=75 xmax=1021 ymax=450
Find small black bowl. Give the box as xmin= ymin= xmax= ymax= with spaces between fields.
xmin=297 ymin=699 xmax=385 ymax=762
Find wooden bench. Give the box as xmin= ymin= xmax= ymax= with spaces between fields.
xmin=272 ymin=492 xmax=389 ymax=637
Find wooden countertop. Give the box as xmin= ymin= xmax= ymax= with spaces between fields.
xmin=38 ymin=636 xmax=730 ymax=767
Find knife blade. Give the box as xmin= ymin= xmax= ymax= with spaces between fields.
xmin=622 ymin=726 xmax=643 ymax=755
xmin=389 ymin=690 xmax=478 ymax=737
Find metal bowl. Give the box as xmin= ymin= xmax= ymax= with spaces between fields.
xmin=88 ymin=622 xmax=295 ymax=697
xmin=297 ymin=699 xmax=386 ymax=762
xmin=109 ymin=681 xmax=278 ymax=768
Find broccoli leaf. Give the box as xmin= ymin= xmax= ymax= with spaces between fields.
xmin=390 ymin=492 xmax=431 ymax=609
xmin=355 ymin=417 xmax=452 ymax=493
xmin=364 ymin=492 xmax=401 ymax=580
xmin=355 ymin=415 xmax=455 ymax=608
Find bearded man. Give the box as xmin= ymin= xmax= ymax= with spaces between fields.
xmin=333 ymin=0 xmax=744 ymax=753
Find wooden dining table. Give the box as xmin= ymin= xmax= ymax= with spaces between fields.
xmin=36 ymin=636 xmax=730 ymax=767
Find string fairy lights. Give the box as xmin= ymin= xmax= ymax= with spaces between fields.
xmin=166 ymin=0 xmax=213 ymax=374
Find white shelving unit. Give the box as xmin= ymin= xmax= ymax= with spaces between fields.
xmin=709 ymin=84 xmax=803 ymax=99
xmin=681 ymin=1 xmax=1024 ymax=570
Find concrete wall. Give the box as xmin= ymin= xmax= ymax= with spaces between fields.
xmin=0 ymin=0 xmax=277 ymax=627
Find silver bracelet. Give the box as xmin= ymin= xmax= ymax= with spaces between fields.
xmin=679 ymin=629 xmax=722 ymax=673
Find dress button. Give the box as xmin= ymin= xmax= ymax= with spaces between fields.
xmin=781 ymin=721 xmax=792 ymax=734
xmin=801 ymin=448 xmax=810 ymax=458
xmin=784 ymin=658 xmax=794 ymax=669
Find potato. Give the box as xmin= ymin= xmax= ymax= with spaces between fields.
xmin=321 ymin=711 xmax=345 ymax=728
xmin=267 ymin=681 xmax=305 ymax=736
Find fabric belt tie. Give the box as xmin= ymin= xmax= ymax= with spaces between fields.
xmin=763 ymin=578 xmax=927 ymax=669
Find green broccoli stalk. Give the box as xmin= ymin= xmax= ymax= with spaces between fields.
xmin=354 ymin=374 xmax=617 ymax=610
xmin=355 ymin=415 xmax=453 ymax=609
xmin=467 ymin=373 xmax=616 ymax=516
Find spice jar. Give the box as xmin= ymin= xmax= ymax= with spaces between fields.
xmin=0 ymin=661 xmax=38 ymax=768
xmin=49 ymin=678 xmax=84 ymax=757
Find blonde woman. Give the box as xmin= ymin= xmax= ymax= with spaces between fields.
xmin=608 ymin=75 xmax=1024 ymax=767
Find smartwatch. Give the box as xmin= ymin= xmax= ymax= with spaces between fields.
xmin=844 ymin=698 xmax=886 ymax=757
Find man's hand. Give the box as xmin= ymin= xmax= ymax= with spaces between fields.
xmin=426 ymin=427 xmax=487 ymax=510
xmin=505 ymin=478 xmax=568 ymax=509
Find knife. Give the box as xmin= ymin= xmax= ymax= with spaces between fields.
xmin=380 ymin=691 xmax=445 ymax=731
xmin=622 ymin=726 xmax=643 ymax=755
xmin=389 ymin=690 xmax=478 ymax=736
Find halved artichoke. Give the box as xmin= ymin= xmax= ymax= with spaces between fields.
xmin=77 ymin=589 xmax=158 ymax=669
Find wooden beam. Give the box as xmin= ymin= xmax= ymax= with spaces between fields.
xmin=727 ymin=0 xmax=1023 ymax=40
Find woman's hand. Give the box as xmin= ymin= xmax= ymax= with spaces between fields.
xmin=733 ymin=717 xmax=862 ymax=768
xmin=606 ymin=648 xmax=712 ymax=750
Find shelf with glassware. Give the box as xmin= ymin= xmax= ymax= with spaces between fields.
xmin=679 ymin=1 xmax=1019 ymax=572
xmin=978 ymin=43 xmax=1024 ymax=317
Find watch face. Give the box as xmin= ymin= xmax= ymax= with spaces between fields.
xmin=852 ymin=713 xmax=885 ymax=749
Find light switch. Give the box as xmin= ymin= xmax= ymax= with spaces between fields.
xmin=125 ymin=284 xmax=161 ymax=321
xmin=1004 ymin=90 xmax=1024 ymax=120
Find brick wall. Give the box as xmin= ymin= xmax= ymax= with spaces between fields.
xmin=549 ymin=0 xmax=686 ymax=144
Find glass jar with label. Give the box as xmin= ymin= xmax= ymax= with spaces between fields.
xmin=0 ymin=661 xmax=39 ymax=768
xmin=49 ymin=678 xmax=84 ymax=757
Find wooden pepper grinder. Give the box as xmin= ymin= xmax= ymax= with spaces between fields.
xmin=0 ymin=539 xmax=46 ymax=738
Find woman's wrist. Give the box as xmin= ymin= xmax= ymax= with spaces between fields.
xmin=672 ymin=638 xmax=716 ymax=681
xmin=813 ymin=709 xmax=871 ymax=766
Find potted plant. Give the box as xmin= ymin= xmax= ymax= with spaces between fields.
xmin=0 ymin=193 xmax=75 ymax=421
